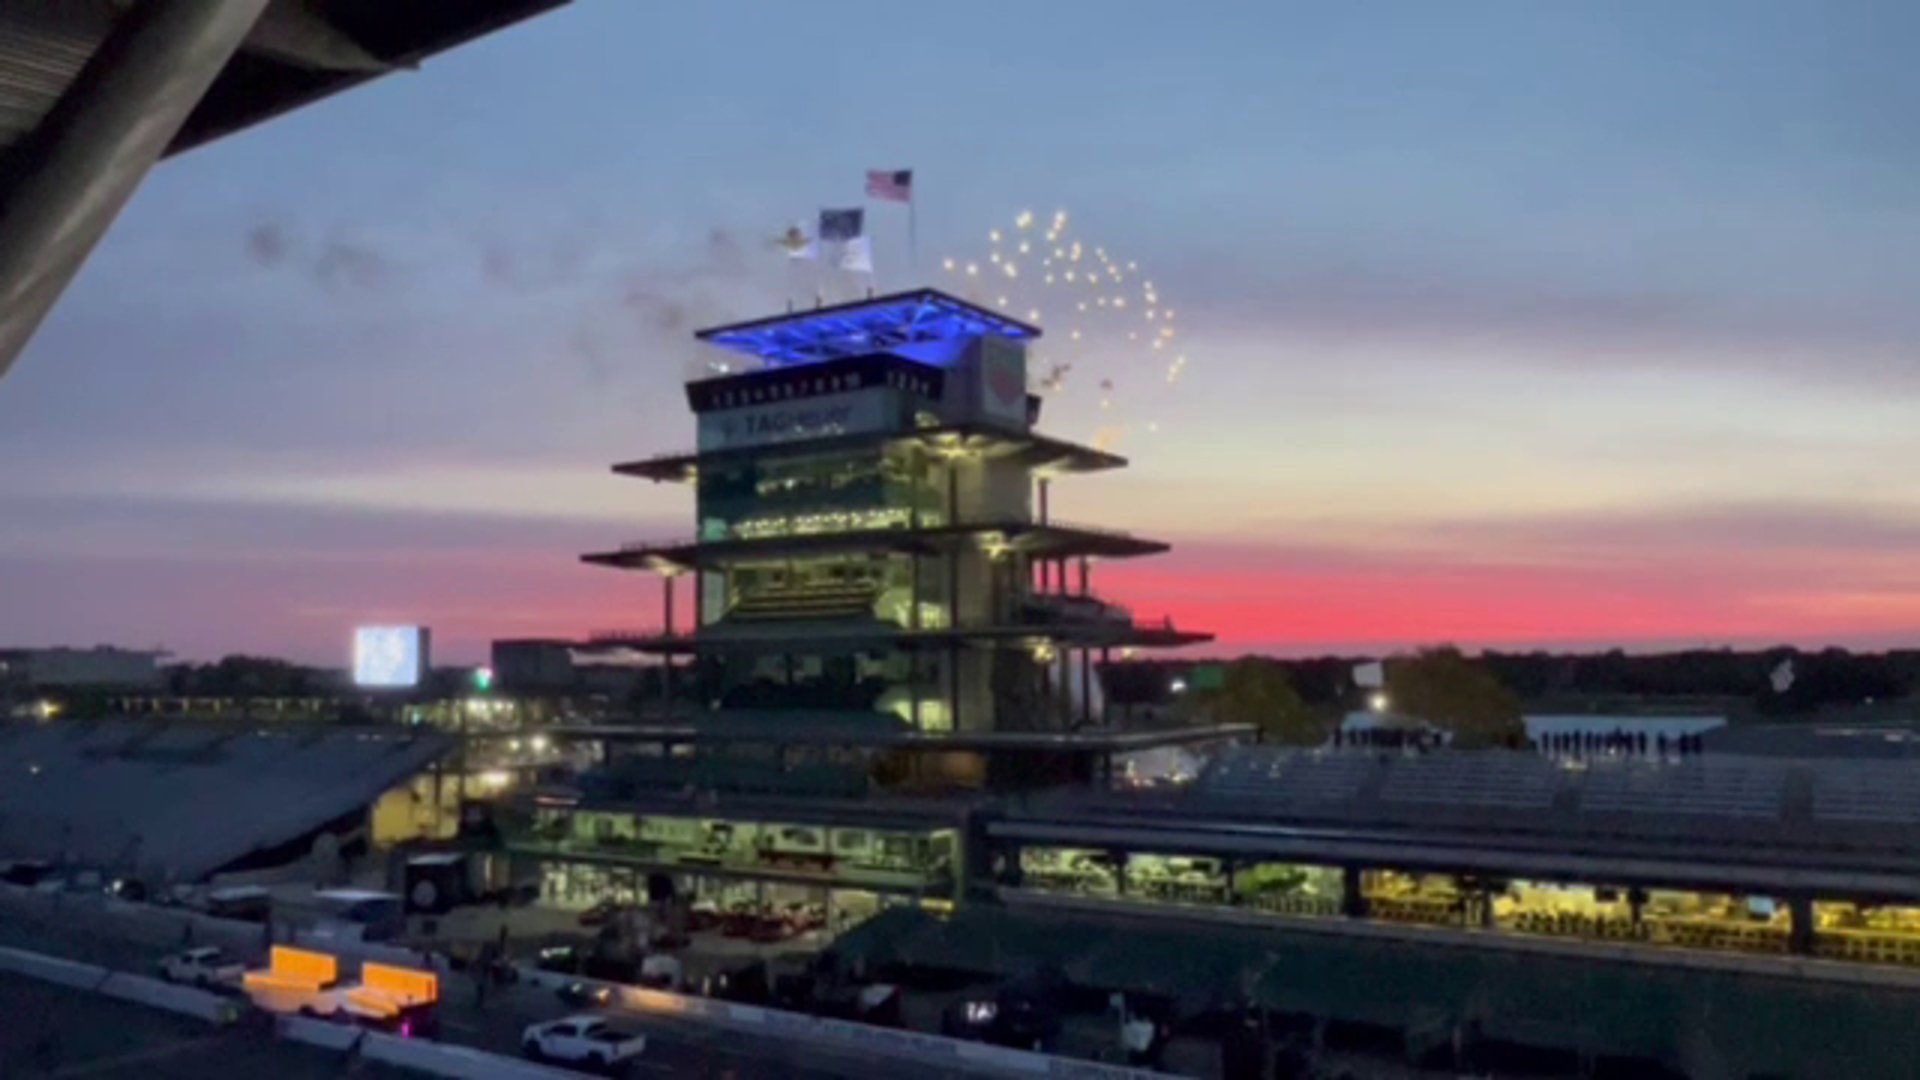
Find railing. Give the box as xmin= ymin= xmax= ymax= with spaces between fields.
xmin=603 ymin=517 xmax=1147 ymax=554
xmin=586 ymin=628 xmax=684 ymax=643
xmin=1020 ymin=595 xmax=1141 ymax=629
xmin=1031 ymin=518 xmax=1140 ymax=541
xmin=617 ymin=537 xmax=697 ymax=554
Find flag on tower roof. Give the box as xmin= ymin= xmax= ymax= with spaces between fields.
xmin=865 ymin=169 xmax=913 ymax=202
xmin=838 ymin=235 xmax=873 ymax=274
xmin=818 ymin=207 xmax=864 ymax=241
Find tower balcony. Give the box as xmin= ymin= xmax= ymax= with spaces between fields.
xmin=611 ymin=422 xmax=1127 ymax=484
xmin=582 ymin=518 xmax=1170 ymax=573
xmin=576 ymin=617 xmax=1212 ymax=656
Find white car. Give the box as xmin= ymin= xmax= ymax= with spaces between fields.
xmin=158 ymin=947 xmax=245 ymax=989
xmin=522 ymin=1014 xmax=647 ymax=1068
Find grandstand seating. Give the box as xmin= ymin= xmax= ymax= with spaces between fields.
xmin=0 ymin=721 xmax=450 ymax=881
xmin=1578 ymin=759 xmax=1788 ymax=820
xmin=1195 ymin=748 xmax=1377 ymax=812
xmin=1381 ymin=753 xmax=1558 ymax=810
xmin=1810 ymin=761 xmax=1920 ymax=825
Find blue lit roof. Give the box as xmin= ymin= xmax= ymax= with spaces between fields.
xmin=695 ymin=288 xmax=1042 ymax=367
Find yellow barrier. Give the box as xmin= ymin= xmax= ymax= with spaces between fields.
xmin=243 ymin=945 xmax=337 ymax=994
xmin=272 ymin=946 xmax=337 ymax=984
xmin=361 ymin=963 xmax=437 ymax=1004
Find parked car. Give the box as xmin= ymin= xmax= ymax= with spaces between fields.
xmin=157 ymin=947 xmax=244 ymax=990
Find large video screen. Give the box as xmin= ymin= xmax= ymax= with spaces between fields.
xmin=353 ymin=625 xmax=429 ymax=688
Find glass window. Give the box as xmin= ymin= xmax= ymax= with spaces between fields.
xmin=1237 ymin=862 xmax=1343 ymax=918
xmin=1641 ymin=889 xmax=1790 ymax=954
xmin=1812 ymin=901 xmax=1920 ymax=967
xmin=1019 ymin=846 xmax=1119 ymax=897
xmin=1362 ymin=869 xmax=1467 ymax=927
xmin=1125 ymin=853 xmax=1227 ymax=906
xmin=1490 ymin=880 xmax=1637 ymax=942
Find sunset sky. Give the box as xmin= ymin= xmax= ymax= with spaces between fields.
xmin=4 ymin=0 xmax=1919 ymax=665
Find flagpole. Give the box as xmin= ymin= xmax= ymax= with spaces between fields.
xmin=908 ymin=192 xmax=918 ymax=280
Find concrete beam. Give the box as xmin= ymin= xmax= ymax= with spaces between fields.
xmin=0 ymin=0 xmax=273 ymax=381
xmin=245 ymin=0 xmax=394 ymax=74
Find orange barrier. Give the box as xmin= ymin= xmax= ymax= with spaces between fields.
xmin=363 ymin=964 xmax=436 ymax=1003
xmin=243 ymin=946 xmax=337 ymax=994
xmin=344 ymin=963 xmax=437 ymax=1018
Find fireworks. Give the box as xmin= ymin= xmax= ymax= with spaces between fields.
xmin=941 ymin=208 xmax=1188 ymax=449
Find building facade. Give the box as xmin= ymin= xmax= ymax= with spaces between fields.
xmin=582 ymin=289 xmax=1206 ymax=740
xmin=505 ymin=290 xmax=1220 ymax=934
xmin=1 ymin=645 xmax=165 ymax=690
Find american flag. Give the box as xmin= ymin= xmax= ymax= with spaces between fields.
xmin=865 ymin=169 xmax=913 ymax=203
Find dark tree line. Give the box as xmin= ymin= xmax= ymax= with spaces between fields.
xmin=163 ymin=655 xmax=323 ymax=697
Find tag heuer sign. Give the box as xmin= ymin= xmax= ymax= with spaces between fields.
xmin=697 ymin=388 xmax=889 ymax=450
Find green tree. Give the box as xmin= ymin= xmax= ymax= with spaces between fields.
xmin=1206 ymin=658 xmax=1328 ymax=745
xmin=1386 ymin=645 xmax=1523 ymax=748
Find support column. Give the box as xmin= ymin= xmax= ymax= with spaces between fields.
xmin=0 ymin=0 xmax=276 ymax=378
xmin=909 ymin=553 xmax=921 ymax=628
xmin=1057 ymin=649 xmax=1072 ymax=728
xmin=1037 ymin=477 xmax=1050 ymax=524
xmin=947 ymin=544 xmax=960 ymax=628
xmin=1342 ymin=865 xmax=1367 ymax=919
xmin=909 ymin=552 xmax=924 ymax=729
xmin=1078 ymin=557 xmax=1090 ymax=597
xmin=1079 ymin=649 xmax=1093 ymax=727
xmin=1788 ymin=893 xmax=1815 ymax=955
xmin=661 ymin=575 xmax=676 ymax=711
xmin=947 ymin=645 xmax=960 ymax=731
xmin=910 ymin=651 xmax=923 ymax=730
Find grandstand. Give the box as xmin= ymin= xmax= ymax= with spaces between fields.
xmin=0 ymin=720 xmax=450 ymax=883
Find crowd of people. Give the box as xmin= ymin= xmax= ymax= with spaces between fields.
xmin=1325 ymin=725 xmax=1711 ymax=757
xmin=1534 ymin=729 xmax=1708 ymax=757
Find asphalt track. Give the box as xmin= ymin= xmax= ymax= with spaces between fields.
xmin=0 ymin=900 xmax=998 ymax=1079
xmin=0 ymin=972 xmax=418 ymax=1079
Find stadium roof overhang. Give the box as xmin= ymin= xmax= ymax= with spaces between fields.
xmin=696 ymin=288 xmax=1043 ymax=368
xmin=613 ymin=423 xmax=1128 ymax=484
xmin=540 ymin=718 xmax=1254 ymax=753
xmin=581 ymin=520 xmax=1172 ymax=573
xmin=0 ymin=0 xmax=570 ymax=381
xmin=0 ymin=720 xmax=454 ymax=881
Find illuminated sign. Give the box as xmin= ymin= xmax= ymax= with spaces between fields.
xmin=697 ymin=388 xmax=893 ymax=451
xmin=353 ymin=626 xmax=430 ymax=688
